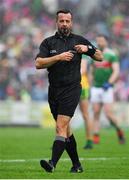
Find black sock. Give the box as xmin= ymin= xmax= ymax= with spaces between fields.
xmin=51 ymin=136 xmax=65 ymax=167
xmin=65 ymin=134 xmax=80 ymax=167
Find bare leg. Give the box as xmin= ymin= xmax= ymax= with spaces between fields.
xmin=103 ymin=103 xmax=119 ymax=129
xmin=51 ymin=115 xmax=71 ymax=167
xmin=79 ymin=99 xmax=93 ymax=148
xmin=40 ymin=115 xmax=70 ymax=172
xmin=92 ymin=103 xmax=102 ymax=144
xmin=56 ymin=114 xmax=70 ymax=137
xmin=103 ymin=103 xmax=125 ymax=144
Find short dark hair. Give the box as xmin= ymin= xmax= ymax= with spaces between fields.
xmin=97 ymin=34 xmax=109 ymax=41
xmin=56 ymin=9 xmax=73 ymax=19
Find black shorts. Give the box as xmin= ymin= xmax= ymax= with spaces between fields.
xmin=48 ymin=83 xmax=81 ymax=120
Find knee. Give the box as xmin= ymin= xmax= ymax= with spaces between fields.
xmin=56 ymin=123 xmax=68 ymax=135
xmin=55 ymin=115 xmax=70 ymax=137
xmin=94 ymin=111 xmax=100 ymax=120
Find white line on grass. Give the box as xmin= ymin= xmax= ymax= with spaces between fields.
xmin=0 ymin=157 xmax=128 ymax=163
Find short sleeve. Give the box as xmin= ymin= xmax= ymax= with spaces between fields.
xmin=36 ymin=39 xmax=50 ymax=59
xmin=82 ymin=54 xmax=87 ymax=59
xmin=82 ymin=54 xmax=92 ymax=64
xmin=111 ymin=53 xmax=119 ymax=63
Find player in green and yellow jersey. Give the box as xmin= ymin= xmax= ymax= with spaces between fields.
xmin=80 ymin=55 xmax=93 ymax=149
xmin=90 ymin=34 xmax=125 ymax=144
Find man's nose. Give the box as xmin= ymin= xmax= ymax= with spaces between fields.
xmin=63 ymin=21 xmax=67 ymax=26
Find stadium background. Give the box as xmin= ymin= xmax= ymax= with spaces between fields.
xmin=0 ymin=0 xmax=129 ymax=128
xmin=0 ymin=0 xmax=129 ymax=179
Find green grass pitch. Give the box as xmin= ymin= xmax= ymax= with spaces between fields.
xmin=0 ymin=127 xmax=129 ymax=179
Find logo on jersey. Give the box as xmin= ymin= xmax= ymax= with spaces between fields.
xmin=50 ymin=50 xmax=57 ymax=54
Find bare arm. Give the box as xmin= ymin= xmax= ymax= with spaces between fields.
xmin=35 ymin=55 xmax=60 ymax=69
xmin=80 ymin=59 xmax=87 ymax=75
xmin=35 ymin=52 xmax=74 ymax=69
xmin=88 ymin=64 xmax=94 ymax=86
xmin=109 ymin=62 xmax=120 ymax=84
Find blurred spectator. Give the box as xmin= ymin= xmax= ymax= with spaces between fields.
xmin=0 ymin=0 xmax=129 ymax=101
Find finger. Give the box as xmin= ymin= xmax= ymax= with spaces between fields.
xmin=74 ymin=47 xmax=78 ymax=51
xmin=65 ymin=58 xmax=72 ymax=61
xmin=75 ymin=45 xmax=80 ymax=48
xmin=66 ymin=56 xmax=73 ymax=60
xmin=68 ymin=52 xmax=74 ymax=56
xmin=67 ymin=53 xmax=74 ymax=58
xmin=67 ymin=55 xmax=74 ymax=60
xmin=75 ymin=46 xmax=81 ymax=51
xmin=76 ymin=48 xmax=81 ymax=52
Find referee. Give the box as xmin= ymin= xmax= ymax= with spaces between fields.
xmin=35 ymin=9 xmax=103 ymax=173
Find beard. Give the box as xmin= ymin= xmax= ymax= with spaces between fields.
xmin=58 ymin=27 xmax=71 ymax=37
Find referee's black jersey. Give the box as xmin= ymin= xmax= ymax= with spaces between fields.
xmin=36 ymin=32 xmax=96 ymax=87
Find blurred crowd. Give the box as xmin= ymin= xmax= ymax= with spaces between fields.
xmin=0 ymin=0 xmax=129 ymax=101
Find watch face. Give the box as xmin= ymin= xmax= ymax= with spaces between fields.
xmin=88 ymin=45 xmax=93 ymax=49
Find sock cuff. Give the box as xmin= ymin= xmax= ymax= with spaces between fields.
xmin=55 ymin=136 xmax=65 ymax=142
xmin=68 ymin=134 xmax=74 ymax=140
xmin=66 ymin=134 xmax=74 ymax=142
